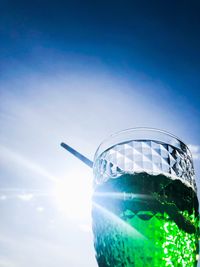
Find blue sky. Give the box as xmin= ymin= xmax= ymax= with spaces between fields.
xmin=0 ymin=1 xmax=200 ymax=266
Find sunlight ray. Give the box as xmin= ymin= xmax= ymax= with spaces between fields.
xmin=92 ymin=201 xmax=146 ymax=240
xmin=93 ymin=192 xmax=153 ymax=201
xmin=0 ymin=144 xmax=58 ymax=183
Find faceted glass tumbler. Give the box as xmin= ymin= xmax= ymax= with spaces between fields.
xmin=92 ymin=128 xmax=199 ymax=267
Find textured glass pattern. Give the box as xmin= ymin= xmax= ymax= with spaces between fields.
xmin=93 ymin=140 xmax=196 ymax=192
xmin=92 ymin=173 xmax=199 ymax=267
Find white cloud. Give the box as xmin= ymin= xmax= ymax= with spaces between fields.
xmin=188 ymin=144 xmax=200 ymax=160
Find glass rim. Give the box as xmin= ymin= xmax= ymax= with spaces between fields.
xmin=94 ymin=127 xmax=192 ymax=162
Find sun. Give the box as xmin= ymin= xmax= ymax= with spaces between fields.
xmin=53 ymin=168 xmax=93 ymax=221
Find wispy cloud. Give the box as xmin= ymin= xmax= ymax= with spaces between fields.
xmin=0 ymin=189 xmax=51 ymax=201
xmin=36 ymin=206 xmax=44 ymax=212
xmin=17 ymin=193 xmax=34 ymax=201
xmin=0 ymin=258 xmax=16 ymax=267
xmin=188 ymin=144 xmax=200 ymax=160
xmin=0 ymin=227 xmax=96 ymax=267
xmin=0 ymin=195 xmax=7 ymax=201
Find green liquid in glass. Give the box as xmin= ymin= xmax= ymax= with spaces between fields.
xmin=92 ymin=173 xmax=199 ymax=267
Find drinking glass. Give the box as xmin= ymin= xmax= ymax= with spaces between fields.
xmin=92 ymin=128 xmax=199 ymax=267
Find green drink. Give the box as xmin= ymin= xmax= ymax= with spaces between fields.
xmin=92 ymin=129 xmax=199 ymax=267
xmin=92 ymin=173 xmax=199 ymax=266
